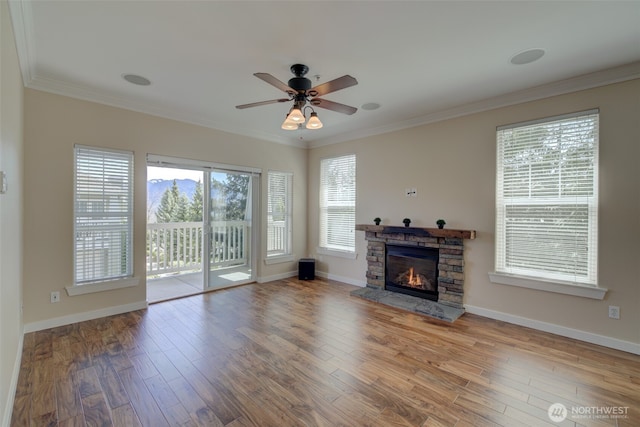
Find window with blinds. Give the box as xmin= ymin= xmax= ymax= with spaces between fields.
xmin=320 ymin=154 xmax=356 ymax=253
xmin=74 ymin=145 xmax=134 ymax=284
xmin=495 ymin=109 xmax=599 ymax=286
xmin=267 ymin=171 xmax=292 ymax=257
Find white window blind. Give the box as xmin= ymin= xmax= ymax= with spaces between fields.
xmin=267 ymin=171 xmax=292 ymax=257
xmin=495 ymin=109 xmax=598 ymax=286
xmin=74 ymin=145 xmax=134 ymax=284
xmin=320 ymin=154 xmax=356 ymax=252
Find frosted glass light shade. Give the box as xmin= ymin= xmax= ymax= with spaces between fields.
xmin=287 ymin=108 xmax=305 ymax=122
xmin=306 ymin=112 xmax=323 ymax=129
xmin=281 ymin=116 xmax=298 ymax=130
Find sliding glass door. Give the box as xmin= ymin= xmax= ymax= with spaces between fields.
xmin=204 ymin=169 xmax=258 ymax=289
xmin=147 ymin=155 xmax=260 ymax=298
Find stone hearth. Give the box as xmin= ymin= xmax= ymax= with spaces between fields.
xmin=352 ymin=224 xmax=475 ymax=321
xmin=351 ymin=287 xmax=465 ymax=322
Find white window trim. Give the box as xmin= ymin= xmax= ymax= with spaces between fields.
xmin=319 ymin=154 xmax=357 ymax=254
xmin=73 ymin=145 xmax=134 ymax=290
xmin=494 ymin=109 xmax=602 ymax=296
xmin=266 ymin=170 xmax=293 ymax=259
xmin=489 ymin=272 xmax=606 ymax=300
xmin=264 ymin=254 xmax=296 ymax=265
xmin=66 ymin=277 xmax=140 ymax=296
xmin=317 ymin=246 xmax=358 ymax=260
xmin=147 ymin=153 xmax=262 ymax=174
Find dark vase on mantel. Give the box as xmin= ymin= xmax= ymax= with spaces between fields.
xmin=374 ymin=217 xmax=381 ymax=225
xmin=403 ymin=218 xmax=411 ymax=227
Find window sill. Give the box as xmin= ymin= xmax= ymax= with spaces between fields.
xmin=488 ymin=272 xmax=607 ymax=300
xmin=264 ymin=254 xmax=295 ymax=265
xmin=317 ymin=247 xmax=357 ymax=260
xmin=66 ymin=277 xmax=140 ymax=296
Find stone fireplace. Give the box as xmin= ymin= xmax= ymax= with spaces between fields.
xmin=354 ymin=225 xmax=475 ymax=316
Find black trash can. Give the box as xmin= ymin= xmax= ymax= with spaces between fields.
xmin=298 ymin=258 xmax=315 ymax=280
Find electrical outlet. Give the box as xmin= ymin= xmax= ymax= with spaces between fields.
xmin=51 ymin=291 xmax=60 ymax=303
xmin=608 ymin=305 xmax=620 ymax=319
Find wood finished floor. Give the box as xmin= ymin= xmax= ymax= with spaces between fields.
xmin=11 ymin=278 xmax=640 ymax=427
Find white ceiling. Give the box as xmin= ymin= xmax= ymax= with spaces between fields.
xmin=9 ymin=1 xmax=640 ymax=147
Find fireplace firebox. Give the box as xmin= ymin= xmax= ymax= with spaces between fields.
xmin=385 ymin=244 xmax=439 ymax=301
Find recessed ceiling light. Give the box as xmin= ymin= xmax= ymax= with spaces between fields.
xmin=122 ymin=74 xmax=151 ymax=86
xmin=510 ymin=48 xmax=545 ymax=65
xmin=361 ymin=102 xmax=381 ymax=111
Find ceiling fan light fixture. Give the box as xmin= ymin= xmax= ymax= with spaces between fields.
xmin=281 ymin=116 xmax=299 ymax=130
xmin=306 ymin=112 xmax=323 ymax=129
xmin=287 ymin=107 xmax=305 ymax=123
xmin=236 ymin=64 xmax=358 ymax=132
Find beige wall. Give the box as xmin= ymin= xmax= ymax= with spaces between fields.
xmin=0 ymin=0 xmax=24 ymax=423
xmin=14 ymin=46 xmax=640 ymax=377
xmin=308 ymin=79 xmax=640 ymax=347
xmin=23 ymin=89 xmax=307 ymax=326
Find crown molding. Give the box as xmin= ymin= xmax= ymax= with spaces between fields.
xmin=9 ymin=0 xmax=639 ymax=151
xmin=8 ymin=0 xmax=35 ymax=85
xmin=26 ymin=74 xmax=303 ymax=146
xmin=308 ymin=61 xmax=640 ymax=149
xmin=23 ymin=60 xmax=640 ymax=151
xmin=7 ymin=0 xmax=300 ymax=147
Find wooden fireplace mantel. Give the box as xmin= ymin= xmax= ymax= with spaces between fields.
xmin=355 ymin=224 xmax=476 ymax=240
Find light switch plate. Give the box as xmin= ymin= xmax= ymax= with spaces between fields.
xmin=0 ymin=171 xmax=6 ymax=194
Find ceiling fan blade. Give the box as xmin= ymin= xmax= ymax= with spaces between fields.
xmin=311 ymin=98 xmax=358 ymax=115
xmin=235 ymin=98 xmax=290 ymax=109
xmin=254 ymin=73 xmax=296 ymax=94
xmin=309 ymin=75 xmax=358 ymax=97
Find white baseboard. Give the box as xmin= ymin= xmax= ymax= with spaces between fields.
xmin=464 ymin=304 xmax=640 ymax=355
xmin=23 ymin=301 xmax=148 ymax=333
xmin=2 ymin=332 xmax=24 ymax=427
xmin=256 ymin=271 xmax=297 ymax=283
xmin=316 ymin=270 xmax=366 ymax=287
xmin=258 ymin=270 xmax=367 ymax=287
xmin=258 ymin=268 xmax=367 ymax=287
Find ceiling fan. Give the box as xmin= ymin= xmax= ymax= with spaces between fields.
xmin=235 ymin=64 xmax=358 ymax=130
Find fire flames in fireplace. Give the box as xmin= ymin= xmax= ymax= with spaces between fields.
xmin=385 ymin=244 xmax=439 ymax=300
xmin=395 ymin=267 xmax=433 ymax=290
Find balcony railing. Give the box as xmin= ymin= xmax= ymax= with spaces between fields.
xmin=266 ymin=220 xmax=288 ymax=256
xmin=146 ymin=221 xmax=249 ymax=277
